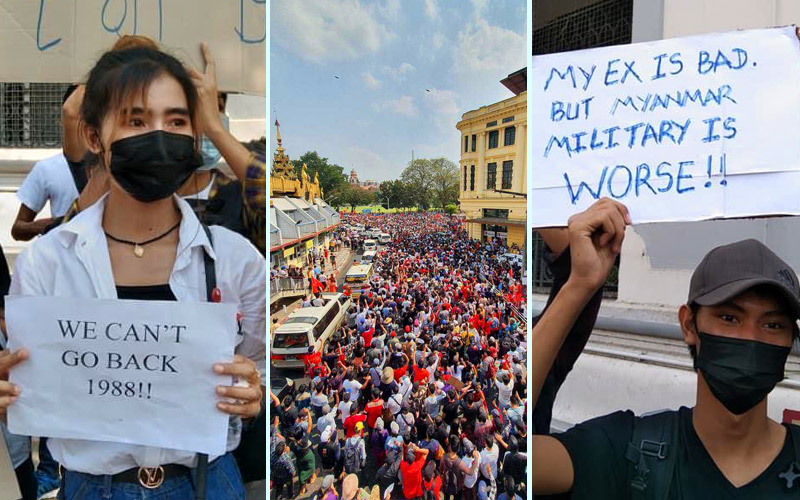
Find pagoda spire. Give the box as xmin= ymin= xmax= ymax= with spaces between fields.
xmin=272 ymin=118 xmax=293 ymax=178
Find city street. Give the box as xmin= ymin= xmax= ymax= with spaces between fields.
xmin=270 ymin=212 xmax=527 ymax=499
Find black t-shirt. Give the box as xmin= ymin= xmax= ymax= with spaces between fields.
xmin=553 ymin=407 xmax=800 ymax=499
xmin=442 ymin=399 xmax=460 ymax=426
xmin=503 ymin=451 xmax=526 ymax=485
xmin=463 ymin=401 xmax=479 ymax=426
xmin=116 ymin=284 xmax=176 ymax=301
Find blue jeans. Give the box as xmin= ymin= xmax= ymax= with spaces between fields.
xmin=58 ymin=452 xmax=244 ymax=500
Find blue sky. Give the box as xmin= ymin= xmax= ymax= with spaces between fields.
xmin=270 ymin=0 xmax=525 ymax=182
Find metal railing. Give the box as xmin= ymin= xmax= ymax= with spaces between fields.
xmin=269 ymin=277 xmax=307 ymax=299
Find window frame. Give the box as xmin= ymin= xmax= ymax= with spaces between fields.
xmin=469 ymin=165 xmax=475 ymax=191
xmin=504 ymin=126 xmax=516 ymax=147
xmin=486 ymin=162 xmax=497 ymax=190
xmin=488 ymin=130 xmax=499 ymax=149
xmin=501 ymin=160 xmax=513 ymax=189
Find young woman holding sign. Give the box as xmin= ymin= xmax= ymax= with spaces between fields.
xmin=0 ymin=47 xmax=265 ymax=499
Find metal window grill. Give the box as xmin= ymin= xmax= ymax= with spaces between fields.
xmin=0 ymin=83 xmax=70 ymax=148
xmin=533 ymin=0 xmax=633 ymax=56
xmin=531 ymin=232 xmax=619 ymax=298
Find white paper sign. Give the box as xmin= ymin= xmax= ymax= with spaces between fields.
xmin=5 ymin=296 xmax=238 ymax=455
xmin=0 ymin=0 xmax=266 ymax=94
xmin=530 ymin=26 xmax=800 ymax=226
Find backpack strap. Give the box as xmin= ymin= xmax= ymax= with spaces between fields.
xmin=195 ymin=223 xmax=216 ymax=500
xmin=624 ymin=410 xmax=679 ymax=500
xmin=200 ymin=224 xmax=217 ymax=302
xmin=778 ymin=424 xmax=800 ymax=489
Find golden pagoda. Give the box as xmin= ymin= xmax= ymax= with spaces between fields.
xmin=270 ymin=120 xmax=323 ymax=201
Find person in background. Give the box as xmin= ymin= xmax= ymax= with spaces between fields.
xmin=11 ymin=83 xmax=84 ymax=242
xmin=294 ymin=436 xmax=317 ymax=497
xmin=320 ymin=474 xmax=339 ymax=500
xmin=270 ymin=441 xmax=296 ymax=500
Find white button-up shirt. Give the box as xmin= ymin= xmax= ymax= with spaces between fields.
xmin=9 ymin=194 xmax=266 ymax=475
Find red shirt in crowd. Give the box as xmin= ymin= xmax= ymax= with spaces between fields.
xmin=413 ymin=365 xmax=430 ymax=384
xmin=400 ymin=450 xmax=427 ymax=499
xmin=365 ymin=399 xmax=384 ymax=428
xmin=393 ymin=363 xmax=408 ymax=382
xmin=362 ymin=327 xmax=374 ymax=348
xmin=422 ymin=476 xmax=442 ymax=499
xmin=343 ymin=413 xmax=366 ymax=438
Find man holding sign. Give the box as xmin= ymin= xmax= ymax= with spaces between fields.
xmin=530 ymin=199 xmax=800 ymax=498
xmin=0 ymin=43 xmax=265 ymax=500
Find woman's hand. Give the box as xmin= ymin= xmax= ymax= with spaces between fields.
xmin=189 ymin=43 xmax=224 ymax=138
xmin=0 ymin=348 xmax=28 ymax=419
xmin=214 ymin=354 xmax=262 ymax=418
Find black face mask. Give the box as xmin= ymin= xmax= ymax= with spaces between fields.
xmin=695 ymin=332 xmax=791 ymax=415
xmin=108 ymin=130 xmax=202 ymax=202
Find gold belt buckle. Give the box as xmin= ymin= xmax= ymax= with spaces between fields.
xmin=137 ymin=466 xmax=165 ymax=489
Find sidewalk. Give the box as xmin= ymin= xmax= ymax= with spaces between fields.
xmin=270 ymin=247 xmax=353 ymax=325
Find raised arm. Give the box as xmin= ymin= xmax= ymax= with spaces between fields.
xmin=531 ymin=198 xmax=629 ymax=495
xmin=189 ymin=43 xmax=254 ymax=184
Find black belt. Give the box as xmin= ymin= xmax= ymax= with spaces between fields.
xmin=63 ymin=464 xmax=193 ymax=489
xmin=115 ymin=465 xmax=191 ymax=488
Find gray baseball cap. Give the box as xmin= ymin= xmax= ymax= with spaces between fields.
xmin=688 ymin=239 xmax=800 ymax=318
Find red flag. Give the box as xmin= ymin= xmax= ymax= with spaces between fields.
xmin=311 ymin=277 xmax=323 ymax=294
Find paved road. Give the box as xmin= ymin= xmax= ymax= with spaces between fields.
xmin=270 ymin=246 xmax=368 ymax=500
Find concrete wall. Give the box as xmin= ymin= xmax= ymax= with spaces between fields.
xmin=618 ymin=0 xmax=800 ymax=308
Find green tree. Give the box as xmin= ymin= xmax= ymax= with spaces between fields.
xmin=358 ymin=187 xmax=377 ymax=208
xmin=429 ymin=157 xmax=460 ymax=208
xmin=327 ymin=183 xmax=352 ymax=211
xmin=378 ymin=179 xmax=407 ymax=210
xmin=400 ymin=158 xmax=435 ymax=209
xmin=327 ymin=184 xmax=376 ymax=212
xmin=291 ymin=151 xmax=345 ymax=195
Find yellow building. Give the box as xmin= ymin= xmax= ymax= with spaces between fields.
xmin=456 ymin=69 xmax=526 ymax=248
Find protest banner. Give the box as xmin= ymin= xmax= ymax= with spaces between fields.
xmin=0 ymin=431 xmax=21 ymax=500
xmin=0 ymin=0 xmax=265 ymax=94
xmin=530 ymin=26 xmax=800 ymax=226
xmin=5 ymin=295 xmax=238 ymax=455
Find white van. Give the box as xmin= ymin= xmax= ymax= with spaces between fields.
xmin=361 ymin=250 xmax=377 ymax=263
xmin=379 ymin=233 xmax=391 ymax=244
xmin=364 ymin=239 xmax=378 ymax=252
xmin=271 ymin=293 xmax=351 ymax=369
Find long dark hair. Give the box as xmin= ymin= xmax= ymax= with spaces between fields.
xmin=81 ymin=47 xmax=198 ymax=144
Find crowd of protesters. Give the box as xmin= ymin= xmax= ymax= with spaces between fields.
xmin=270 ymin=211 xmax=527 ymax=500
